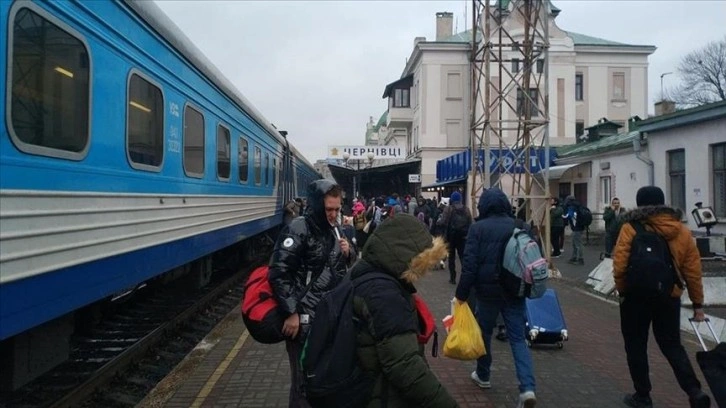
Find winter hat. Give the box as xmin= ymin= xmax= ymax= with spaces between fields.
xmin=450 ymin=191 xmax=462 ymax=203
xmin=636 ymin=186 xmax=665 ymax=207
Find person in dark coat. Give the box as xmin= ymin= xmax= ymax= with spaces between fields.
xmin=436 ymin=191 xmax=473 ymax=284
xmin=549 ymin=197 xmax=564 ymax=257
xmin=455 ymin=188 xmax=537 ymax=408
xmin=603 ymin=197 xmax=626 ymax=257
xmin=352 ymin=214 xmax=457 ymax=408
xmin=563 ymin=195 xmax=585 ymax=265
xmin=269 ymin=179 xmax=357 ymax=407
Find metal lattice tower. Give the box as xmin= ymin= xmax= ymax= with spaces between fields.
xmin=469 ymin=0 xmax=553 ymax=255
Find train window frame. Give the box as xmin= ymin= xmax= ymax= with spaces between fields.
xmin=238 ymin=136 xmax=249 ymax=183
xmin=6 ymin=2 xmax=93 ymax=161
xmin=272 ymin=157 xmax=277 ymax=187
xmin=216 ymin=124 xmax=231 ymax=181
xmin=182 ymin=103 xmax=205 ymax=178
xmin=254 ymin=146 xmax=262 ymax=186
xmin=264 ymin=152 xmax=270 ymax=186
xmin=126 ymin=70 xmax=165 ymax=172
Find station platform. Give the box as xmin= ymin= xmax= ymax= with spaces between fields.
xmin=141 ymin=236 xmax=718 ymax=408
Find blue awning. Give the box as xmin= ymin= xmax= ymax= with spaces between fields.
xmin=422 ymin=176 xmax=467 ymax=189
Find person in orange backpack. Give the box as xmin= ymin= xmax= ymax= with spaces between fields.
xmin=613 ymin=186 xmax=710 ymax=408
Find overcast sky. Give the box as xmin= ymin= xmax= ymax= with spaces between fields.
xmin=154 ymin=0 xmax=726 ymax=164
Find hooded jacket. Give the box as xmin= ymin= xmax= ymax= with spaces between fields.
xmin=351 ymin=214 xmax=457 ymax=408
xmin=563 ymin=196 xmax=585 ymax=232
xmin=269 ymin=179 xmax=355 ymax=339
xmin=456 ymin=188 xmax=516 ymax=301
xmin=612 ymin=206 xmax=704 ymax=307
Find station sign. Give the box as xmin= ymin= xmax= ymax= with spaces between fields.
xmin=328 ymin=145 xmax=404 ymax=160
xmin=408 ymin=174 xmax=421 ymax=183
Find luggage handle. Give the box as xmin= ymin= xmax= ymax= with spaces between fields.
xmin=688 ymin=317 xmax=720 ymax=351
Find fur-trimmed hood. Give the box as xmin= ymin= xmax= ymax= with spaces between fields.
xmin=621 ymin=205 xmax=684 ymax=240
xmin=357 ymin=214 xmax=447 ymax=284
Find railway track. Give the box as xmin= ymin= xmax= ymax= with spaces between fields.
xmin=0 ymin=257 xmax=266 ymax=408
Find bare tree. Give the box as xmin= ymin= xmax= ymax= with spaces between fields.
xmin=666 ymin=36 xmax=726 ymax=107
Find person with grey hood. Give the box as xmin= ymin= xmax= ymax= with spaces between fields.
xmin=437 ymin=191 xmax=473 ymax=284
xmin=352 ymin=213 xmax=457 ymax=407
xmin=455 ymin=188 xmax=537 ymax=408
xmin=269 ymin=179 xmax=356 ymax=407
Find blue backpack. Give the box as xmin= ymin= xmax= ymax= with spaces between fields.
xmin=499 ymin=223 xmax=548 ymax=299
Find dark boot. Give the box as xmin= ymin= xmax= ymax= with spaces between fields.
xmin=623 ymin=393 xmax=653 ymax=408
xmin=688 ymin=390 xmax=710 ymax=408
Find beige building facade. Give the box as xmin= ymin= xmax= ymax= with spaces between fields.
xmin=377 ymin=1 xmax=656 ymax=189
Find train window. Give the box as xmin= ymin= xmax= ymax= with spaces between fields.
xmin=265 ymin=153 xmax=270 ymax=186
xmin=238 ymin=137 xmax=249 ymax=183
xmin=272 ymin=158 xmax=277 ymax=186
xmin=127 ymin=73 xmax=163 ymax=168
xmin=216 ymin=125 xmax=230 ymax=180
xmin=183 ymin=105 xmax=205 ymax=177
xmin=8 ymin=5 xmax=90 ymax=159
xmin=254 ymin=147 xmax=262 ymax=185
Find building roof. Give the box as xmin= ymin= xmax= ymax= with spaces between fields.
xmin=382 ymin=75 xmax=413 ymax=98
xmin=638 ymin=100 xmax=726 ymax=133
xmin=556 ymin=130 xmax=640 ymax=161
xmin=438 ymin=29 xmax=477 ymax=43
xmin=564 ymin=31 xmax=629 ymax=47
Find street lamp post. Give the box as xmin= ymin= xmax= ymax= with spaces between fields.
xmin=342 ymin=152 xmax=375 ymax=199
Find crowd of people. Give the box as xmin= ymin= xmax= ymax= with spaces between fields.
xmin=271 ymin=182 xmax=710 ymax=408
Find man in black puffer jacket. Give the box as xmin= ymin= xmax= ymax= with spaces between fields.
xmin=455 ymin=188 xmax=537 ymax=408
xmin=269 ymin=179 xmax=356 ymax=407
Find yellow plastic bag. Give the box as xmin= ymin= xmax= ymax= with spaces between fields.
xmin=443 ymin=301 xmax=486 ymax=360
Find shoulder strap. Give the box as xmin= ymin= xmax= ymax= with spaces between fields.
xmin=630 ymin=221 xmax=646 ymax=234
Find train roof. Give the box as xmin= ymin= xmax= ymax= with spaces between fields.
xmin=124 ymin=0 xmax=315 ymax=169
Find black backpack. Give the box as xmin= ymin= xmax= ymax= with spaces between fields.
xmin=625 ymin=222 xmax=681 ymax=296
xmin=578 ymin=206 xmax=593 ymax=227
xmin=448 ymin=206 xmax=471 ymax=237
xmin=300 ymin=272 xmax=390 ymax=408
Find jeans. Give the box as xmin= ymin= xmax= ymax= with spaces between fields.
xmin=447 ymin=234 xmax=466 ymax=282
xmin=550 ymin=226 xmax=564 ymax=256
xmin=285 ymin=340 xmax=312 ymax=408
xmin=474 ymin=297 xmax=536 ymax=393
xmin=620 ymin=295 xmax=702 ymax=397
xmin=571 ymin=230 xmax=583 ymax=259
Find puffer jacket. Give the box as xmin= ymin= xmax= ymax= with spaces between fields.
xmin=269 ymin=179 xmax=356 ymax=340
xmin=612 ymin=206 xmax=704 ymax=307
xmin=456 ymin=188 xmax=516 ymax=301
xmin=352 ymin=214 xmax=457 ymax=408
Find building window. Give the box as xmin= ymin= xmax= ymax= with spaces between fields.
xmin=512 ymin=59 xmax=520 ymax=73
xmin=183 ymin=106 xmax=205 ymax=177
xmin=254 ymin=146 xmax=262 ymax=185
xmin=600 ymin=176 xmax=611 ymax=205
xmin=713 ymin=143 xmax=726 ymax=217
xmin=9 ymin=6 xmax=90 ymax=157
xmin=127 ymin=73 xmax=163 ymax=168
xmin=216 ymin=125 xmax=230 ymax=180
xmin=393 ymin=88 xmax=410 ymax=107
xmin=516 ymin=88 xmax=539 ymax=117
xmin=536 ymin=59 xmax=544 ymax=74
xmin=447 ymin=73 xmax=462 ymax=99
xmin=613 ymin=73 xmax=625 ymax=100
xmin=575 ymin=73 xmax=583 ymax=101
xmin=238 ymin=137 xmax=248 ymax=183
xmin=668 ymin=149 xmax=686 ymax=212
xmin=575 ymin=121 xmax=584 ymax=138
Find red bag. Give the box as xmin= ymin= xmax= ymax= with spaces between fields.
xmin=413 ymin=294 xmax=439 ymax=357
xmin=241 ymin=266 xmax=285 ymax=344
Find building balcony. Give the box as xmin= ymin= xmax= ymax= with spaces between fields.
xmin=387 ymin=106 xmax=413 ymax=128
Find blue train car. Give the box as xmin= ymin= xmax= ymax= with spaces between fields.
xmin=0 ymin=0 xmax=317 ymax=388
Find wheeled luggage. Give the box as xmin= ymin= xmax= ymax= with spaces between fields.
xmin=524 ymin=288 xmax=568 ymax=348
xmin=689 ymin=318 xmax=726 ymax=408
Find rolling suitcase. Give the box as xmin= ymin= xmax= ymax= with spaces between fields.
xmin=689 ymin=318 xmax=726 ymax=408
xmin=524 ymin=288 xmax=568 ymax=348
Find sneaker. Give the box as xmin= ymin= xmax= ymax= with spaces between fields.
xmin=567 ymin=258 xmax=577 ymax=264
xmin=551 ymin=253 xmax=561 ymax=258
xmin=516 ymin=391 xmax=536 ymax=408
xmin=470 ymin=371 xmax=491 ymax=389
xmin=688 ymin=390 xmax=711 ymax=408
xmin=577 ymin=258 xmax=585 ymax=265
xmin=448 ymin=279 xmax=456 ymax=285
xmin=623 ymin=393 xmax=653 ymax=408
